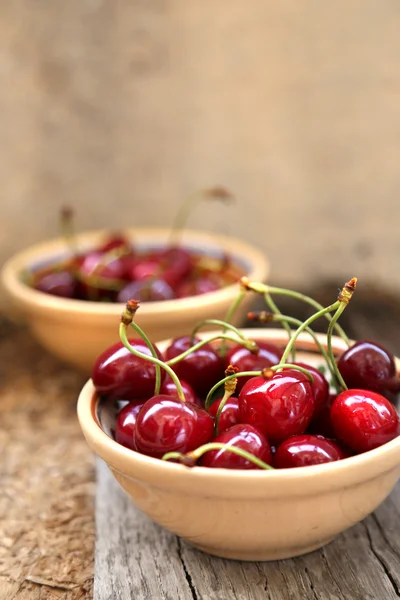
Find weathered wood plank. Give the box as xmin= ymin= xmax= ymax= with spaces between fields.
xmin=95 ymin=459 xmax=400 ymax=600
xmin=94 ymin=460 xmax=194 ymax=600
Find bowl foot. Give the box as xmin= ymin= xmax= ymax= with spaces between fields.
xmin=186 ymin=536 xmax=336 ymax=561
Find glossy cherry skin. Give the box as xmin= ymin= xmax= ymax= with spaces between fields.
xmin=208 ymin=396 xmax=240 ymax=433
xmin=337 ymin=340 xmax=400 ymax=403
xmin=225 ymin=341 xmax=283 ymax=392
xmin=165 ymin=336 xmax=224 ymax=398
xmin=128 ymin=254 xmax=161 ymax=281
xmin=117 ymin=278 xmax=175 ymax=303
xmin=34 ymin=270 xmax=77 ymax=298
xmin=92 ymin=340 xmax=165 ymax=401
xmin=238 ymin=370 xmax=314 ymax=444
xmin=134 ymin=395 xmax=214 ymax=458
xmin=292 ymin=362 xmax=329 ymax=416
xmin=76 ymin=251 xmax=125 ymax=301
xmin=115 ymin=401 xmax=144 ymax=450
xmin=160 ymin=377 xmax=201 ymax=407
xmin=331 ymin=389 xmax=400 ymax=453
xmin=200 ymin=424 xmax=272 ymax=469
xmin=274 ymin=434 xmax=346 ymax=469
xmin=160 ymin=247 xmax=192 ymax=287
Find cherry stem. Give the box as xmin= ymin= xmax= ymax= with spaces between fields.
xmin=219 ymin=286 xmax=247 ymax=358
xmin=264 ymin=293 xmax=295 ymax=361
xmin=326 ymin=278 xmax=357 ymax=390
xmin=165 ymin=334 xmax=258 ymax=367
xmin=77 ymin=246 xmax=131 ymax=292
xmin=60 ymin=206 xmax=79 ymax=258
xmin=278 ymin=302 xmax=340 ymax=369
xmin=76 ymin=270 xmax=126 ymax=292
xmin=205 ymin=371 xmax=260 ymax=410
xmin=190 ymin=319 xmax=250 ymax=345
xmin=241 ymin=278 xmax=351 ymax=346
xmin=162 ymin=443 xmax=274 ymax=470
xmin=224 ymin=287 xmax=247 ymax=325
xmin=327 ymin=304 xmax=349 ymax=391
xmin=205 ymin=364 xmax=314 ymax=410
xmin=249 ymin=311 xmax=337 ymax=381
xmin=169 ymin=186 xmax=234 ymax=246
xmin=127 ymin=321 xmax=162 ymax=396
xmin=214 ymin=366 xmax=238 ymax=436
xmin=119 ymin=322 xmax=186 ymax=402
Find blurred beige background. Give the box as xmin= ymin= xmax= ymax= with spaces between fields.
xmin=1 ymin=0 xmax=400 ymax=304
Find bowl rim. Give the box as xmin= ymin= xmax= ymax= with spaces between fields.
xmin=77 ymin=328 xmax=400 ymax=495
xmin=1 ymin=228 xmax=269 ymax=316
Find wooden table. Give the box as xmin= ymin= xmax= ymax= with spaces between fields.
xmin=1 ymin=284 xmax=400 ymax=599
xmin=0 ymin=319 xmax=94 ymax=600
xmin=96 ymin=461 xmax=400 ymax=600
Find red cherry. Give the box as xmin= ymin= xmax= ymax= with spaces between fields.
xmin=134 ymin=395 xmax=214 ymax=458
xmin=92 ymin=340 xmax=165 ymax=401
xmin=292 ymin=362 xmax=329 ymax=416
xmin=176 ymin=277 xmax=220 ymax=298
xmin=115 ymin=401 xmax=144 ymax=450
xmin=200 ymin=424 xmax=272 ymax=469
xmin=99 ymin=233 xmax=130 ymax=253
xmin=159 ymin=377 xmax=201 ymax=407
xmin=34 ymin=270 xmax=77 ymax=298
xmin=129 ymin=256 xmax=161 ymax=281
xmin=117 ymin=279 xmax=175 ymax=303
xmin=165 ymin=335 xmax=224 ymax=397
xmin=160 ymin=247 xmax=192 ymax=287
xmin=76 ymin=251 xmax=125 ymax=301
xmin=331 ymin=389 xmax=399 ymax=453
xmin=274 ymin=434 xmax=346 ymax=469
xmin=208 ymin=396 xmax=240 ymax=433
xmin=225 ymin=341 xmax=283 ymax=392
xmin=238 ymin=369 xmax=314 ymax=444
xmin=337 ymin=340 xmax=400 ymax=403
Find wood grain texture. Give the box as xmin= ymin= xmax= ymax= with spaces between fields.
xmin=95 ymin=461 xmax=400 ymax=600
xmin=0 ymin=319 xmax=94 ymax=600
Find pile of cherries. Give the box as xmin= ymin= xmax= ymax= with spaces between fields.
xmin=92 ymin=278 xmax=400 ymax=470
xmin=29 ymin=188 xmax=240 ymax=303
xmin=31 ymin=233 xmax=240 ymax=303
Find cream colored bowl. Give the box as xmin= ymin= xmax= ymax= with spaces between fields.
xmin=1 ymin=228 xmax=268 ymax=372
xmin=77 ymin=328 xmax=400 ymax=561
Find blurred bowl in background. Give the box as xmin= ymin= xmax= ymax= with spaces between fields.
xmin=1 ymin=228 xmax=269 ymax=372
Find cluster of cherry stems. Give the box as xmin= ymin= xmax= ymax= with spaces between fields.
xmin=92 ymin=277 xmax=400 ymax=470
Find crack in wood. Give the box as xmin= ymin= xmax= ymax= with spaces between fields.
xmin=303 ymin=566 xmax=321 ymax=600
xmin=371 ymin=513 xmax=400 ymax=562
xmin=320 ymin=549 xmax=348 ymax=600
xmin=363 ymin=521 xmax=400 ymax=598
xmin=176 ymin=538 xmax=199 ymax=600
xmin=255 ymin=564 xmax=272 ymax=600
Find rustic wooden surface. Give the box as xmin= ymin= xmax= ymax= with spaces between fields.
xmin=1 ymin=283 xmax=400 ymax=599
xmin=0 ymin=319 xmax=94 ymax=600
xmin=95 ymin=284 xmax=400 ymax=600
xmin=95 ymin=461 xmax=400 ymax=600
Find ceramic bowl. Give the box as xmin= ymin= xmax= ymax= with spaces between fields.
xmin=1 ymin=228 xmax=268 ymax=372
xmin=77 ymin=328 xmax=400 ymax=561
